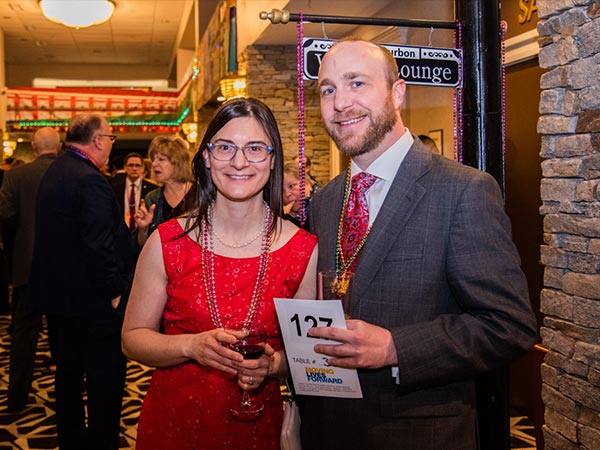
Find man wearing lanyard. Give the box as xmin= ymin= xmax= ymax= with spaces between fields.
xmin=29 ymin=113 xmax=134 ymax=450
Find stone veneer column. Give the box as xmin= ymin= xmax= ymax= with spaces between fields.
xmin=241 ymin=45 xmax=330 ymax=184
xmin=537 ymin=1 xmax=600 ymax=449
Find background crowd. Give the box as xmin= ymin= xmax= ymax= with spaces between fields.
xmin=0 ymin=38 xmax=535 ymax=450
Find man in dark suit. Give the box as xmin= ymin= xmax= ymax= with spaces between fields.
xmin=111 ymin=152 xmax=157 ymax=231
xmin=29 ymin=114 xmax=134 ymax=450
xmin=0 ymin=127 xmax=61 ymax=412
xmin=301 ymin=39 xmax=538 ymax=450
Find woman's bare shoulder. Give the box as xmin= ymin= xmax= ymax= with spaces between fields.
xmin=271 ymin=217 xmax=302 ymax=251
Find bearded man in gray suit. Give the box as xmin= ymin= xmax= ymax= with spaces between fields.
xmin=301 ymin=39 xmax=538 ymax=450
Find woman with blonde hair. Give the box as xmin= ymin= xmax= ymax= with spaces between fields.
xmin=283 ymin=160 xmax=319 ymax=229
xmin=135 ymin=135 xmax=192 ymax=246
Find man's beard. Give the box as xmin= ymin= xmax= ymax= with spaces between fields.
xmin=325 ymin=98 xmax=397 ymax=157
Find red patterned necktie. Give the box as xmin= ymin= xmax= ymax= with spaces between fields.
xmin=128 ymin=183 xmax=136 ymax=231
xmin=341 ymin=172 xmax=377 ymax=268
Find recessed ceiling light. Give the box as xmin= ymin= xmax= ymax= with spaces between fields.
xmin=39 ymin=0 xmax=115 ymax=29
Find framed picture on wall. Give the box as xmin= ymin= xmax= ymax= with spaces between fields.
xmin=428 ymin=129 xmax=443 ymax=153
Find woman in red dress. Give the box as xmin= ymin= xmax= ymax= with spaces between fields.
xmin=122 ymin=98 xmax=318 ymax=450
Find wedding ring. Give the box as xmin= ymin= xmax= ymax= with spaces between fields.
xmin=248 ymin=376 xmax=254 ymax=385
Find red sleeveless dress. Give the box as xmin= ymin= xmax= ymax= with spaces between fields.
xmin=135 ymin=219 xmax=317 ymax=450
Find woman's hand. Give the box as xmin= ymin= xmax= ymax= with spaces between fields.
xmin=185 ymin=328 xmax=245 ymax=375
xmin=233 ymin=343 xmax=277 ymax=391
xmin=135 ymin=202 xmax=155 ymax=230
xmin=135 ymin=203 xmax=156 ymax=246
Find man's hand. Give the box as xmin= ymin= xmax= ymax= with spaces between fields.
xmin=308 ymin=319 xmax=398 ymax=369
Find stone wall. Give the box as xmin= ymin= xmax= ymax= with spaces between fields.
xmin=537 ymin=0 xmax=600 ymax=449
xmin=242 ymin=45 xmax=331 ymax=185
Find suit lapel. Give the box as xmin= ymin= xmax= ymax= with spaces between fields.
xmin=315 ymin=172 xmax=347 ymax=274
xmin=352 ymin=143 xmax=432 ymax=298
xmin=141 ymin=180 xmax=155 ymax=198
xmin=116 ymin=181 xmax=126 ymax=211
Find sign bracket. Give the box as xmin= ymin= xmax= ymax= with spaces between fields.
xmin=259 ymin=9 xmax=458 ymax=30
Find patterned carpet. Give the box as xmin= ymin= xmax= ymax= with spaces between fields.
xmin=510 ymin=416 xmax=537 ymax=450
xmin=0 ymin=315 xmax=145 ymax=449
xmin=0 ymin=314 xmax=537 ymax=450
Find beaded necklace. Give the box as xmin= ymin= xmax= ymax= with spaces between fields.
xmin=452 ymin=19 xmax=464 ymax=162
xmin=296 ymin=12 xmax=307 ymax=225
xmin=201 ymin=202 xmax=273 ymax=329
xmin=333 ymin=167 xmax=373 ymax=296
xmin=212 ymin=219 xmax=265 ymax=249
xmin=65 ymin=145 xmax=97 ymax=167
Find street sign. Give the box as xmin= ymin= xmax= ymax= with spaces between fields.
xmin=303 ymin=38 xmax=462 ymax=88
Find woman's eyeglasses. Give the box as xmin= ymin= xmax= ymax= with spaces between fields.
xmin=206 ymin=142 xmax=273 ymax=163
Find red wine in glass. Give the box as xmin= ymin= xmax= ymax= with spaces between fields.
xmin=235 ymin=343 xmax=265 ymax=360
xmin=228 ymin=321 xmax=267 ymax=420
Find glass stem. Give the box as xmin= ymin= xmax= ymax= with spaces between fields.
xmin=241 ymin=390 xmax=251 ymax=406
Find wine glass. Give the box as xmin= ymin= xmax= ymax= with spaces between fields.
xmin=227 ymin=321 xmax=267 ymax=420
xmin=318 ymin=270 xmax=354 ymax=318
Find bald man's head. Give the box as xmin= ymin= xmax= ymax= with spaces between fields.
xmin=33 ymin=127 xmax=61 ymax=156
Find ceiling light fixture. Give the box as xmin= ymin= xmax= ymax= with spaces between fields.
xmin=181 ymin=122 xmax=198 ymax=143
xmin=3 ymin=140 xmax=17 ymax=158
xmin=39 ymin=0 xmax=115 ymax=29
xmin=219 ymin=75 xmax=247 ymax=101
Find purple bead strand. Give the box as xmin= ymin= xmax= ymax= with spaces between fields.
xmin=296 ymin=12 xmax=307 ymax=225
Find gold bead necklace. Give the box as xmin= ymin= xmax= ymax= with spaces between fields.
xmin=334 ymin=167 xmax=373 ymax=295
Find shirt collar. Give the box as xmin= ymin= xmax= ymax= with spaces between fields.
xmin=350 ymin=128 xmax=414 ymax=181
xmin=127 ymin=178 xmax=141 ymax=188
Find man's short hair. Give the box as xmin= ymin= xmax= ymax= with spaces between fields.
xmin=124 ymin=152 xmax=144 ymax=165
xmin=33 ymin=127 xmax=61 ymax=152
xmin=66 ymin=114 xmax=104 ymax=145
xmin=332 ymin=37 xmax=399 ymax=88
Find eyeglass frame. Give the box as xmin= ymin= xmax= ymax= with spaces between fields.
xmin=206 ymin=141 xmax=274 ymax=163
xmin=97 ymin=134 xmax=117 ymax=143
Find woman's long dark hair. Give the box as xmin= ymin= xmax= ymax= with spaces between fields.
xmin=185 ymin=98 xmax=284 ymax=237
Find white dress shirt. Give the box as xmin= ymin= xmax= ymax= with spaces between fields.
xmin=347 ymin=129 xmax=414 ymax=384
xmin=349 ymin=129 xmax=414 ymax=226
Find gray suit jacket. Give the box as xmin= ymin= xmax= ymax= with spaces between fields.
xmin=301 ymin=140 xmax=537 ymax=450
xmin=0 ymin=153 xmax=57 ymax=287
